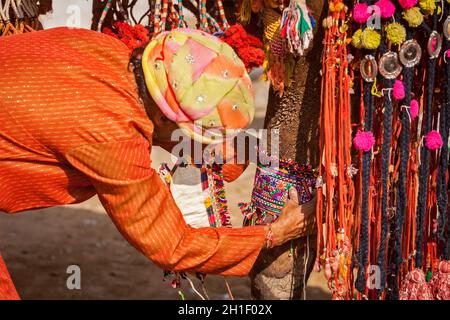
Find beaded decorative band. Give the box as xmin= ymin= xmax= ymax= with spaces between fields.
xmin=240 ymin=160 xmax=317 ymax=226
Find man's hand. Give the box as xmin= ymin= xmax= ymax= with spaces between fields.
xmin=270 ymin=188 xmax=317 ymax=247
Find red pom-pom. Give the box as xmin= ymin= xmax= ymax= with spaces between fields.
xmin=425 ymin=130 xmax=443 ymax=150
xmin=393 ymin=80 xmax=405 ymax=100
xmin=375 ymin=0 xmax=396 ymax=18
xmin=220 ymin=24 xmax=265 ymax=71
xmin=353 ymin=130 xmax=375 ymax=152
xmin=399 ymin=269 xmax=434 ymax=300
xmin=398 ymin=0 xmax=418 ymax=9
xmin=410 ymin=99 xmax=419 ymax=120
xmin=102 ymin=22 xmax=150 ymax=54
xmin=353 ymin=3 xmax=371 ymax=24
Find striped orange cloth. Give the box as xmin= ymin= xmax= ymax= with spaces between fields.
xmin=0 ymin=28 xmax=265 ymax=289
xmin=0 ymin=254 xmax=19 ymax=300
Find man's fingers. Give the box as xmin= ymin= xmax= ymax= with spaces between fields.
xmin=288 ymin=187 xmax=299 ymax=205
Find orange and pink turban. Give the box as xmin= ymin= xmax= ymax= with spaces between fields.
xmin=142 ymin=28 xmax=255 ymax=143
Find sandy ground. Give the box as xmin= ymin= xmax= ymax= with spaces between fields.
xmin=0 ymin=76 xmax=331 ymax=300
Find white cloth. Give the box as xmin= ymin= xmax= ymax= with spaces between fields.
xmin=169 ymin=165 xmax=211 ymax=228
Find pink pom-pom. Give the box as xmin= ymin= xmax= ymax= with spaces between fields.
xmin=353 ymin=130 xmax=375 ymax=152
xmin=393 ymin=80 xmax=405 ymax=100
xmin=425 ymin=130 xmax=443 ymax=150
xmin=353 ymin=3 xmax=371 ymax=24
xmin=398 ymin=0 xmax=418 ymax=9
xmin=375 ymin=0 xmax=396 ymax=18
xmin=446 ymin=49 xmax=450 ymax=58
xmin=410 ymin=99 xmax=419 ymax=120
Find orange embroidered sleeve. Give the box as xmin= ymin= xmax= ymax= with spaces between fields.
xmin=65 ymin=137 xmax=265 ymax=276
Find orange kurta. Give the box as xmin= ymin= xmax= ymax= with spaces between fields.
xmin=0 ymin=28 xmax=265 ymax=280
xmin=0 ymin=254 xmax=19 ymax=300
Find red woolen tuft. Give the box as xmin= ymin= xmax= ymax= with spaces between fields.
xmin=220 ymin=24 xmax=265 ymax=71
xmin=102 ymin=22 xmax=150 ymax=54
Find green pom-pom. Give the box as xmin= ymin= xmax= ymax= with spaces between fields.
xmin=403 ymin=7 xmax=424 ymax=28
xmin=361 ymin=28 xmax=381 ymax=50
xmin=386 ymin=22 xmax=406 ymax=45
xmin=426 ymin=270 xmax=433 ymax=282
xmin=351 ymin=28 xmax=363 ymax=49
xmin=419 ymin=0 xmax=436 ymax=15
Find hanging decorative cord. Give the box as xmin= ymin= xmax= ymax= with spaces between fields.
xmin=398 ymin=8 xmax=445 ymax=300
xmin=216 ymin=0 xmax=229 ymax=29
xmin=437 ymin=3 xmax=450 ymax=261
xmin=415 ymin=12 xmax=438 ymax=274
xmin=443 ymin=25 xmax=450 ymax=263
xmin=116 ymin=0 xmax=131 ymax=24
xmin=199 ymin=0 xmax=208 ymax=31
xmin=317 ymin=0 xmax=355 ymax=300
xmin=1 ymin=0 xmax=40 ymax=35
xmin=97 ymin=0 xmax=114 ymax=32
xmin=355 ymin=80 xmax=375 ymax=296
xmin=185 ymin=275 xmax=206 ymax=300
xmin=153 ymin=0 xmax=162 ymax=33
xmin=177 ymin=0 xmax=186 ymax=27
xmin=376 ymin=37 xmax=395 ymax=297
xmin=160 ymin=0 xmax=169 ymax=32
xmin=386 ymin=25 xmax=414 ymax=299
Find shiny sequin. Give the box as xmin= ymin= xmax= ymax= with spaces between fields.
xmin=196 ymin=95 xmax=206 ymax=103
xmin=185 ymin=54 xmax=195 ymax=64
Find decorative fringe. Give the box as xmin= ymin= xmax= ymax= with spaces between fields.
xmin=280 ymin=0 xmax=314 ymax=55
xmin=260 ymin=1 xmax=315 ymax=96
xmin=1 ymin=0 xmax=41 ymax=36
xmin=262 ymin=8 xmax=287 ymax=94
xmin=210 ymin=164 xmax=231 ymax=227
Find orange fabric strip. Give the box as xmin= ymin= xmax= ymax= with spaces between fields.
xmin=0 ymin=255 xmax=19 ymax=300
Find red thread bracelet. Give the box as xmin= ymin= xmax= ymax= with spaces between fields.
xmin=265 ymin=224 xmax=275 ymax=249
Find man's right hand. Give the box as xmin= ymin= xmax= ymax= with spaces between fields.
xmin=269 ymin=188 xmax=317 ymax=247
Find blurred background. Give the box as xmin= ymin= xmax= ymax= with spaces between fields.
xmin=0 ymin=0 xmax=330 ymax=299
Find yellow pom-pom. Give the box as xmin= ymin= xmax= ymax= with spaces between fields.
xmin=361 ymin=28 xmax=381 ymax=50
xmin=419 ymin=0 xmax=436 ymax=15
xmin=329 ymin=2 xmax=336 ymax=12
xmin=386 ymin=22 xmax=406 ymax=45
xmin=351 ymin=29 xmax=363 ymax=49
xmin=335 ymin=2 xmax=345 ymax=12
xmin=403 ymin=7 xmax=424 ymax=28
